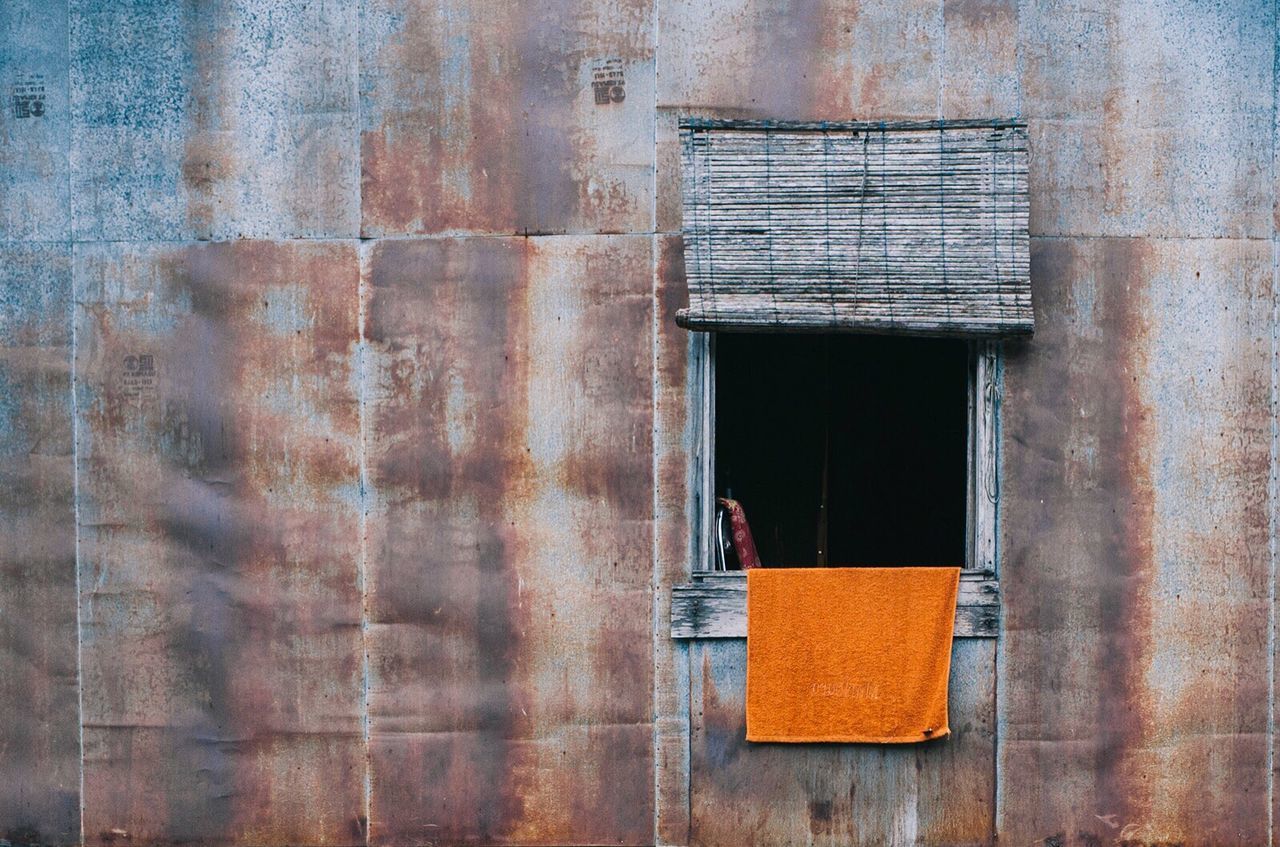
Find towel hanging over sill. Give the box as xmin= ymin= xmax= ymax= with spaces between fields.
xmin=746 ymin=566 xmax=961 ymax=743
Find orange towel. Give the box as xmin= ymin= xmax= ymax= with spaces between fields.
xmin=746 ymin=567 xmax=961 ymax=743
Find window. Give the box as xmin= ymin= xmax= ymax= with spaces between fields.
xmin=712 ymin=333 xmax=969 ymax=568
xmin=671 ymin=335 xmax=1002 ymax=638
xmin=669 ymin=118 xmax=1026 ymax=640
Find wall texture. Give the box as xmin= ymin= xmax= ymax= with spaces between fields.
xmin=1 ymin=1 xmax=1276 ymax=845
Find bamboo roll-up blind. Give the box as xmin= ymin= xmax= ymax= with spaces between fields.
xmin=678 ymin=119 xmax=1032 ymax=336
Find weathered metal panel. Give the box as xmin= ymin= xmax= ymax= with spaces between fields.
xmin=656 ymin=110 xmax=685 ymax=234
xmin=941 ymin=0 xmax=1019 ymax=117
xmin=359 ymin=0 xmax=655 ymax=237
xmin=0 ymin=244 xmax=79 ymax=845
xmin=1019 ymin=0 xmax=1274 ymax=238
xmin=688 ymin=638 xmax=996 ymax=846
xmin=74 ymin=241 xmax=365 ymax=846
xmin=656 ymin=0 xmax=939 ymax=119
xmin=363 ymin=234 xmax=655 ymax=845
xmin=653 ymin=234 xmax=693 ymax=845
xmin=69 ymin=1 xmax=359 ymax=241
xmin=999 ymin=237 xmax=1273 ymax=846
xmin=1 ymin=1 xmax=69 ymax=241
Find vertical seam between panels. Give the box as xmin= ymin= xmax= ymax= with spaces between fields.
xmin=68 ymin=0 xmax=84 ymax=836
xmin=357 ymin=243 xmax=373 ymax=847
xmin=1269 ymin=5 xmax=1278 ymax=843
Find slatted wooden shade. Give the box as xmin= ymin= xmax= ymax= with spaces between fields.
xmin=678 ymin=119 xmax=1032 ymax=336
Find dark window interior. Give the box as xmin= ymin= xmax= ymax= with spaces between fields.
xmin=714 ymin=334 xmax=968 ymax=568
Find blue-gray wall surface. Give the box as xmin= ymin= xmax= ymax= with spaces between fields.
xmin=1 ymin=1 xmax=1277 ymax=846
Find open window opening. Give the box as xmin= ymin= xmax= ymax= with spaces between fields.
xmin=712 ymin=334 xmax=969 ymax=570
xmin=701 ymin=333 xmax=1002 ymax=575
xmin=674 ymin=334 xmax=1002 ymax=637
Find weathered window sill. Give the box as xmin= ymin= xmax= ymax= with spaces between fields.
xmin=670 ymin=571 xmax=1000 ymax=639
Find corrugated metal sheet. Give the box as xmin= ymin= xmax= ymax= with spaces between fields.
xmin=1 ymin=0 xmax=1278 ymax=845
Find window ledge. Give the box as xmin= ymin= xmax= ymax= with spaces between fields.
xmin=670 ymin=571 xmax=999 ymax=639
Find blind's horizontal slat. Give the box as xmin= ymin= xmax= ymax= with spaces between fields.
xmin=680 ymin=121 xmax=1033 ymax=337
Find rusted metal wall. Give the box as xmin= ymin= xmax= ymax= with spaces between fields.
xmin=0 ymin=244 xmax=78 ymax=846
xmin=3 ymin=2 xmax=79 ymax=844
xmin=999 ymin=3 xmax=1276 ymax=844
xmin=363 ymin=235 xmax=654 ymax=845
xmin=1 ymin=1 xmax=1277 ymax=846
xmin=74 ymin=242 xmax=366 ymax=845
xmin=360 ymin=0 xmax=655 ymax=236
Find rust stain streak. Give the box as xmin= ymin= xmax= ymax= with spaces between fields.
xmin=363 ymin=237 xmax=530 ymax=845
xmin=75 ymin=242 xmax=365 ymax=847
xmin=1091 ymin=240 xmax=1157 ymax=835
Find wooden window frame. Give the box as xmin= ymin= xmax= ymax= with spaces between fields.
xmin=669 ymin=335 xmax=1002 ymax=639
